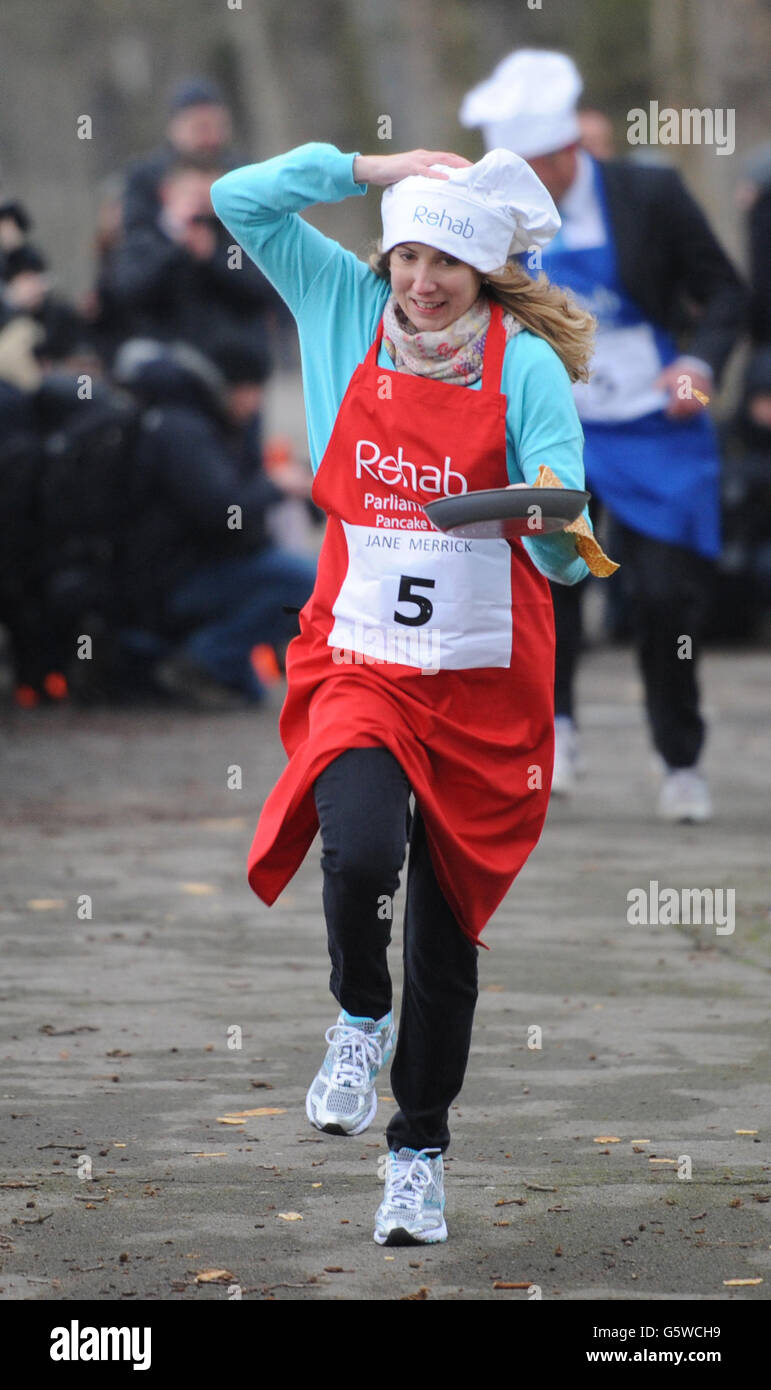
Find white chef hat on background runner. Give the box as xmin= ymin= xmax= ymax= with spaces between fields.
xmin=459 ymin=49 xmax=583 ymax=159
xmin=380 ymin=148 xmax=561 ymax=273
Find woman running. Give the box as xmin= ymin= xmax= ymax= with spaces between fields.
xmin=211 ymin=142 xmax=605 ymax=1245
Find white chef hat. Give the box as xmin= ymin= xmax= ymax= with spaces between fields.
xmin=380 ymin=148 xmax=561 ymax=273
xmin=459 ymin=49 xmax=583 ymax=159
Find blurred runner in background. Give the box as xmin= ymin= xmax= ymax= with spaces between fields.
xmin=461 ymin=49 xmax=749 ymax=822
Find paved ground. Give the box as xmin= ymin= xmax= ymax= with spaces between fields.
xmin=1 ymin=646 xmax=769 ymax=1302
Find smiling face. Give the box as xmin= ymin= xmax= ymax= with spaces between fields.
xmin=388 ymin=243 xmax=483 ymax=332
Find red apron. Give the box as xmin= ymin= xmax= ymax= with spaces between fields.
xmin=246 ymin=303 xmax=555 ymax=948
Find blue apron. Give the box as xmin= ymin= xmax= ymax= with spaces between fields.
xmin=536 ymin=156 xmax=721 ymax=558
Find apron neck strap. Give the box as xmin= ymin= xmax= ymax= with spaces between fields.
xmin=481 ymin=299 xmax=507 ymax=391
xmin=369 ymin=297 xmax=507 ymax=389
xmin=370 ymin=313 xmax=386 ymax=363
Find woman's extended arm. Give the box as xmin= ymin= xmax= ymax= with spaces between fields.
xmin=209 ymin=142 xmax=373 ymax=318
xmin=210 ymin=145 xmax=472 ymax=319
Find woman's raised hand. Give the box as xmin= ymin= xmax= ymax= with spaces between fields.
xmin=353 ymin=151 xmax=472 ymax=187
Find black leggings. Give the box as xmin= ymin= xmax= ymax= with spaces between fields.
xmin=553 ymin=520 xmax=715 ymax=768
xmin=313 ymin=747 xmax=478 ymax=1154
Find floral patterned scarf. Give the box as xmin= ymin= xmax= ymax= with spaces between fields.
xmin=382 ymin=292 xmax=522 ymax=384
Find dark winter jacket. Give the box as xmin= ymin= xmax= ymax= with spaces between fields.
xmin=100 ymin=218 xmax=280 ymax=362
xmin=116 ymin=352 xmax=284 ymax=630
xmin=599 ymin=158 xmax=748 ymax=383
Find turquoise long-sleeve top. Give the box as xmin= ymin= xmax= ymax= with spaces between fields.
xmin=210 ymin=143 xmax=590 ymax=585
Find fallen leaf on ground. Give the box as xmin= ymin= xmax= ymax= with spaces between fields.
xmin=594 ymin=1136 xmax=621 ymax=1143
xmin=400 ymin=1287 xmax=430 ymax=1300
xmin=222 ymin=1107 xmax=286 ymax=1118
xmin=277 ymin=1212 xmax=303 ymax=1221
xmin=191 ymin=1152 xmax=227 ymax=1158
xmin=40 ymin=1024 xmax=99 ymax=1035
xmin=723 ymin=1278 xmax=763 ymax=1287
xmin=493 ymin=1280 xmax=531 ymax=1289
xmin=195 ymin=1268 xmax=233 ymax=1283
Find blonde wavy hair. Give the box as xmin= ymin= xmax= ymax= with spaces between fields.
xmin=368 ymin=246 xmax=595 ymax=384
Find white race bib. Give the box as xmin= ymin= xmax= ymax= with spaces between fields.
xmin=573 ymin=323 xmax=669 ymax=423
xmin=328 ymin=521 xmax=513 ymax=671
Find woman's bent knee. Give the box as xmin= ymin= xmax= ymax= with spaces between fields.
xmin=314 ymin=747 xmax=410 ymax=884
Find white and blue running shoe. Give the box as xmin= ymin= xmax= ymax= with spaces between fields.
xmin=374 ymin=1146 xmax=447 ymax=1245
xmin=305 ymin=1009 xmax=395 ymax=1136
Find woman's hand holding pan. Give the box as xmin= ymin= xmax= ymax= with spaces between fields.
xmin=529 ymin=464 xmax=619 ymax=576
